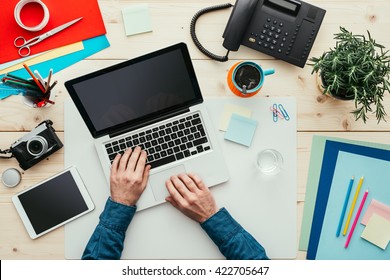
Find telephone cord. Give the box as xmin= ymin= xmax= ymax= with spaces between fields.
xmin=190 ymin=3 xmax=233 ymax=62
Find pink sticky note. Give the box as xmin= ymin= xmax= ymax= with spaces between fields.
xmin=361 ymin=199 xmax=390 ymax=226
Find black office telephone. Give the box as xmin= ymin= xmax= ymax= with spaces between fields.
xmin=190 ymin=0 xmax=326 ymax=67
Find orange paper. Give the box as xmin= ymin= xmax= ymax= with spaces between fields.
xmin=0 ymin=0 xmax=106 ymax=64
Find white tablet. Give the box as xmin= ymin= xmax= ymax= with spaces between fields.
xmin=12 ymin=166 xmax=94 ymax=239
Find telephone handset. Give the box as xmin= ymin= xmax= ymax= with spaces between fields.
xmin=190 ymin=0 xmax=326 ymax=68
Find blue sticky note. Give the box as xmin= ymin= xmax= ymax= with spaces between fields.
xmin=224 ymin=113 xmax=257 ymax=147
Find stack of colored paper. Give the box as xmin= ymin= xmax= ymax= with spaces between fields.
xmin=299 ymin=136 xmax=390 ymax=259
xmin=0 ymin=0 xmax=110 ymax=96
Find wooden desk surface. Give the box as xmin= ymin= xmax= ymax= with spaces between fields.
xmin=1 ymin=0 xmax=389 ymax=259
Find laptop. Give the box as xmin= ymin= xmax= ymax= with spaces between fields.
xmin=65 ymin=42 xmax=229 ymax=211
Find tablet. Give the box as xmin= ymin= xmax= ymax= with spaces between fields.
xmin=12 ymin=166 xmax=94 ymax=239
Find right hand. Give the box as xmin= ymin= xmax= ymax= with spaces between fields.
xmin=165 ymin=173 xmax=218 ymax=223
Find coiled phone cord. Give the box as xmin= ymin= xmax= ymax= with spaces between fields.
xmin=190 ymin=3 xmax=233 ymax=62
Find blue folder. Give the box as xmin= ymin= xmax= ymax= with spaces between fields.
xmin=307 ymin=140 xmax=390 ymax=259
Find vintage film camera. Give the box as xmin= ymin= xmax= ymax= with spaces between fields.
xmin=10 ymin=120 xmax=63 ymax=170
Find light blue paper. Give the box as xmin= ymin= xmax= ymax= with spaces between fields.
xmin=0 ymin=35 xmax=110 ymax=80
xmin=316 ymin=151 xmax=390 ymax=259
xmin=224 ymin=113 xmax=257 ymax=147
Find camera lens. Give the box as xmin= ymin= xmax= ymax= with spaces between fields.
xmin=27 ymin=136 xmax=48 ymax=157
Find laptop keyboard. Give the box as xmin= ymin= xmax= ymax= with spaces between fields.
xmin=104 ymin=112 xmax=211 ymax=169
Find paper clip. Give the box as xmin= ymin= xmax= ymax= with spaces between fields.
xmin=272 ymin=103 xmax=278 ymax=122
xmin=270 ymin=104 xmax=284 ymax=122
xmin=278 ymin=104 xmax=290 ymax=121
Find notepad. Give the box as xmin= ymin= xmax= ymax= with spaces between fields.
xmin=219 ymin=103 xmax=252 ymax=131
xmin=224 ymin=114 xmax=257 ymax=147
xmin=361 ymin=199 xmax=390 ymax=226
xmin=361 ymin=214 xmax=390 ymax=250
xmin=122 ymin=4 xmax=153 ymax=36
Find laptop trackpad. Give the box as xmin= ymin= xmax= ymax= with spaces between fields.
xmin=149 ymin=165 xmax=187 ymax=202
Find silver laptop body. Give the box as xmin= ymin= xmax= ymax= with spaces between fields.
xmin=65 ymin=43 xmax=229 ymax=210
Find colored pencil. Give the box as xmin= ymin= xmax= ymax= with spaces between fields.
xmin=336 ymin=176 xmax=354 ymax=237
xmin=45 ymin=69 xmax=53 ymax=93
xmin=5 ymin=73 xmax=35 ymax=84
xmin=2 ymin=79 xmax=40 ymax=90
xmin=22 ymin=63 xmax=46 ymax=93
xmin=345 ymin=190 xmax=369 ymax=248
xmin=48 ymin=80 xmax=58 ymax=92
xmin=343 ymin=176 xmax=364 ymax=236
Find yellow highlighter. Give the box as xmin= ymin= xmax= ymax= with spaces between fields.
xmin=343 ymin=176 xmax=364 ymax=236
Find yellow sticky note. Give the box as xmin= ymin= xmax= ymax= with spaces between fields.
xmin=361 ymin=213 xmax=390 ymax=250
xmin=219 ymin=103 xmax=252 ymax=131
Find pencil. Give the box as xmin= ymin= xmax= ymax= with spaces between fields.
xmin=336 ymin=176 xmax=354 ymax=237
xmin=5 ymin=73 xmax=36 ymax=84
xmin=345 ymin=190 xmax=369 ymax=248
xmin=48 ymin=80 xmax=58 ymax=92
xmin=2 ymin=79 xmax=41 ymax=90
xmin=45 ymin=69 xmax=53 ymax=93
xmin=343 ymin=176 xmax=364 ymax=235
xmin=22 ymin=63 xmax=46 ymax=93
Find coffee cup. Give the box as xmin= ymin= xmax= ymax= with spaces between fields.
xmin=227 ymin=61 xmax=274 ymax=97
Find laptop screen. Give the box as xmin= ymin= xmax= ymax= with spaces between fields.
xmin=65 ymin=43 xmax=203 ymax=138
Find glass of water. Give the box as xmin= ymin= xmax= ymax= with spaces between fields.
xmin=255 ymin=149 xmax=283 ymax=175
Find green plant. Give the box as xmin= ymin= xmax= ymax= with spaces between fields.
xmin=309 ymin=27 xmax=390 ymax=123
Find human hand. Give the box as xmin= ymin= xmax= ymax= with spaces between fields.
xmin=165 ymin=173 xmax=218 ymax=223
xmin=110 ymin=147 xmax=151 ymax=206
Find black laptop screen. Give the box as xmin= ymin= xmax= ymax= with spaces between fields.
xmin=65 ymin=43 xmax=202 ymax=138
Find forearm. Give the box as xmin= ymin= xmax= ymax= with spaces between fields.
xmin=201 ymin=208 xmax=269 ymax=260
xmin=82 ymin=198 xmax=136 ymax=260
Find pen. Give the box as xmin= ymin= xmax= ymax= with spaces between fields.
xmin=336 ymin=176 xmax=354 ymax=237
xmin=345 ymin=190 xmax=369 ymax=248
xmin=23 ymin=63 xmax=46 ymax=93
xmin=343 ymin=176 xmax=364 ymax=235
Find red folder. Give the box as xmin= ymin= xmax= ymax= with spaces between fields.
xmin=0 ymin=0 xmax=106 ymax=64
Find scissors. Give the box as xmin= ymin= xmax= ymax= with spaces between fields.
xmin=14 ymin=17 xmax=83 ymax=57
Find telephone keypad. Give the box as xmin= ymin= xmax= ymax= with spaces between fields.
xmin=255 ymin=17 xmax=290 ymax=53
xmin=251 ymin=18 xmax=320 ymax=60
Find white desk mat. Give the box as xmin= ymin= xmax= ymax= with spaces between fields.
xmin=64 ymin=96 xmax=297 ymax=259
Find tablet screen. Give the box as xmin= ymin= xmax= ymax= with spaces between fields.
xmin=17 ymin=170 xmax=89 ymax=235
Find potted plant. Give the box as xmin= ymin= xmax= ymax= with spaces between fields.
xmin=309 ymin=27 xmax=390 ymax=123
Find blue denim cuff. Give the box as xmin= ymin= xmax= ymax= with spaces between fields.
xmin=99 ymin=198 xmax=136 ymax=232
xmin=200 ymin=207 xmax=241 ymax=247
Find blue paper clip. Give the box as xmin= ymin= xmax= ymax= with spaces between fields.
xmin=278 ymin=104 xmax=290 ymax=121
xmin=272 ymin=103 xmax=278 ymax=122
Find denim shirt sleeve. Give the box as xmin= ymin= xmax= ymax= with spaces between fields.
xmin=200 ymin=207 xmax=269 ymax=260
xmin=82 ymin=198 xmax=136 ymax=260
